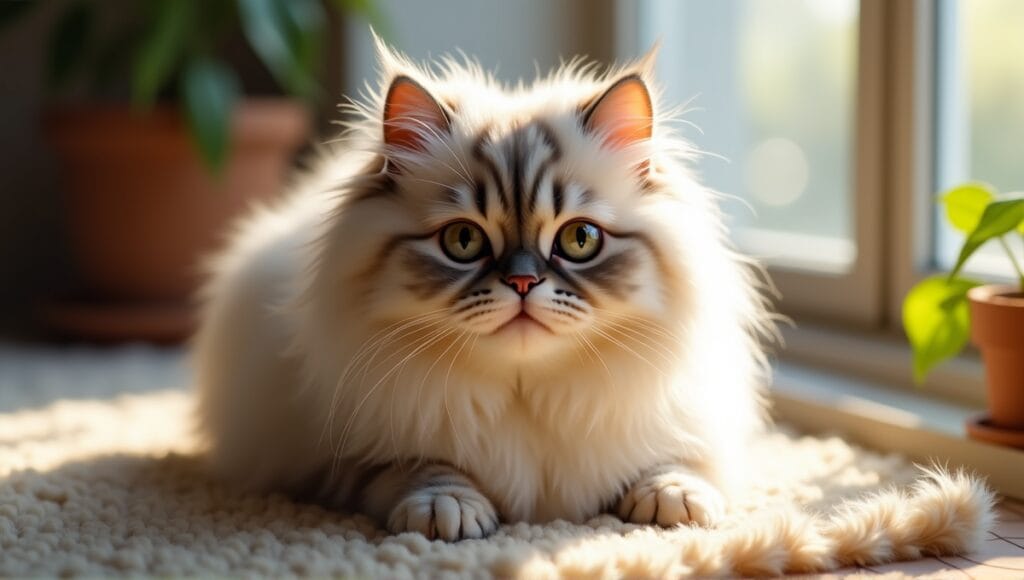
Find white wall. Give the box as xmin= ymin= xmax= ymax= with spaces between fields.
xmin=342 ymin=0 xmax=614 ymax=94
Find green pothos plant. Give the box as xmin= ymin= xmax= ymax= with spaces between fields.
xmin=1 ymin=0 xmax=385 ymax=173
xmin=903 ymin=183 xmax=1024 ymax=382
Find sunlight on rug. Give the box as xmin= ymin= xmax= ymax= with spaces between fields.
xmin=0 ymin=390 xmax=994 ymax=577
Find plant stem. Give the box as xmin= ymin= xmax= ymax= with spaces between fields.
xmin=997 ymin=236 xmax=1024 ymax=290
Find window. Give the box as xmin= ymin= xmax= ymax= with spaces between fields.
xmin=624 ymin=0 xmax=887 ymax=326
xmin=933 ymin=0 xmax=1024 ymax=279
xmin=639 ymin=0 xmax=859 ymax=273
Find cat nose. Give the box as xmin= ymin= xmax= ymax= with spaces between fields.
xmin=504 ymin=274 xmax=540 ymax=296
xmin=501 ymin=249 xmax=542 ymax=296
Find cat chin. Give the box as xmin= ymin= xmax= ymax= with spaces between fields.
xmin=492 ymin=311 xmax=554 ymax=335
xmin=477 ymin=317 xmax=570 ymax=358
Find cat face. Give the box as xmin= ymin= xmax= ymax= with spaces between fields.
xmin=342 ymin=67 xmax=691 ymax=365
xmin=394 ymin=130 xmax=666 ymax=358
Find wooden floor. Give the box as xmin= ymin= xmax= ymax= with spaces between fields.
xmin=793 ymin=499 xmax=1024 ymax=579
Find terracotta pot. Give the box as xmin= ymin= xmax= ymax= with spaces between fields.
xmin=43 ymin=99 xmax=310 ymax=341
xmin=966 ymin=285 xmax=1024 ymax=446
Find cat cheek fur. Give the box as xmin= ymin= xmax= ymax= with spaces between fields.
xmin=193 ymin=38 xmax=773 ymax=533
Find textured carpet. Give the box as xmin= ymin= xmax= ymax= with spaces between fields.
xmin=0 ymin=384 xmax=995 ymax=578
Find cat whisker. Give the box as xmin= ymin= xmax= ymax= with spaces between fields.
xmin=354 ymin=314 xmax=453 ymax=383
xmin=410 ymin=324 xmax=476 ymax=445
xmin=594 ymin=322 xmax=671 ymax=365
xmin=342 ymin=319 xmax=446 ymax=475
xmin=322 ymin=311 xmax=452 ymax=448
xmin=332 ymin=323 xmax=455 ymax=467
xmin=327 ymin=320 xmax=448 ymax=470
xmin=604 ymin=319 xmax=689 ymax=359
xmin=442 ymin=331 xmax=473 ymax=458
xmin=386 ymin=330 xmax=445 ymax=460
xmin=591 ymin=307 xmax=684 ymax=343
xmin=595 ymin=320 xmax=680 ymax=368
xmin=343 ymin=322 xmax=454 ymax=424
xmin=576 ymin=332 xmax=613 ymax=387
xmin=574 ymin=332 xmax=613 ymax=441
xmin=333 ymin=326 xmax=456 ymax=475
xmin=590 ymin=326 xmax=670 ymax=379
xmin=337 ymin=308 xmax=454 ymax=384
xmin=568 ymin=334 xmax=589 ymax=366
xmin=384 ymin=321 xmax=469 ymax=460
xmin=321 ymin=311 xmax=450 ymax=450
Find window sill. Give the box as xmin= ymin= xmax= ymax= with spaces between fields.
xmin=770 ymin=360 xmax=1024 ymax=500
xmin=777 ymin=322 xmax=987 ymax=409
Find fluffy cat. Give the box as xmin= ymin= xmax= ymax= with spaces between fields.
xmin=193 ymin=39 xmax=773 ymax=541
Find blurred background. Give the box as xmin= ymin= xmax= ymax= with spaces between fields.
xmin=1 ymin=0 xmax=1022 ymax=345
xmin=0 ymin=0 xmax=614 ymax=341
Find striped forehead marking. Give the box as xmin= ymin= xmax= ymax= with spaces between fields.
xmin=472 ymin=122 xmax=563 ymax=227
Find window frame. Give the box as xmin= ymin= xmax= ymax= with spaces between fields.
xmin=887 ymin=0 xmax=934 ymax=328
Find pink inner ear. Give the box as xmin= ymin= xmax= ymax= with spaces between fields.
xmin=383 ymin=77 xmax=450 ymax=152
xmin=586 ymin=76 xmax=653 ymax=150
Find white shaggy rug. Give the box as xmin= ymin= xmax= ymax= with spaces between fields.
xmin=0 ymin=385 xmax=996 ymax=578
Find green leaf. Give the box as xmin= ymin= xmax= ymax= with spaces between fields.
xmin=181 ymin=58 xmax=239 ymax=174
xmin=940 ymin=182 xmax=995 ymax=234
xmin=237 ymin=0 xmax=322 ymax=100
xmin=280 ymin=0 xmax=325 ymax=99
xmin=132 ymin=0 xmax=192 ymax=107
xmin=1008 ymin=192 xmax=1024 ymax=235
xmin=47 ymin=1 xmax=94 ymax=90
xmin=949 ymin=195 xmax=1024 ymax=279
xmin=903 ymin=275 xmax=981 ymax=383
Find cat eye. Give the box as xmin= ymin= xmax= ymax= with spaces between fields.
xmin=554 ymin=220 xmax=603 ymax=262
xmin=440 ymin=221 xmax=489 ymax=263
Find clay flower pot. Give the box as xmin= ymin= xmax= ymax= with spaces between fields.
xmin=966 ymin=284 xmax=1024 ymax=448
xmin=42 ymin=99 xmax=310 ymax=342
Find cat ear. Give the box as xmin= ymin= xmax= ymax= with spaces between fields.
xmin=382 ymin=76 xmax=451 ymax=154
xmin=582 ymin=74 xmax=654 ymax=151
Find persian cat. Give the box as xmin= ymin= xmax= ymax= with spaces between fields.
xmin=194 ymin=39 xmax=773 ymax=541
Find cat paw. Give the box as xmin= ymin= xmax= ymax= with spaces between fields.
xmin=617 ymin=468 xmax=725 ymax=528
xmin=387 ymin=484 xmax=499 ymax=541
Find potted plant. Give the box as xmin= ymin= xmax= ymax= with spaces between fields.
xmin=4 ymin=0 xmax=381 ymax=342
xmin=903 ymin=182 xmax=1024 ymax=448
